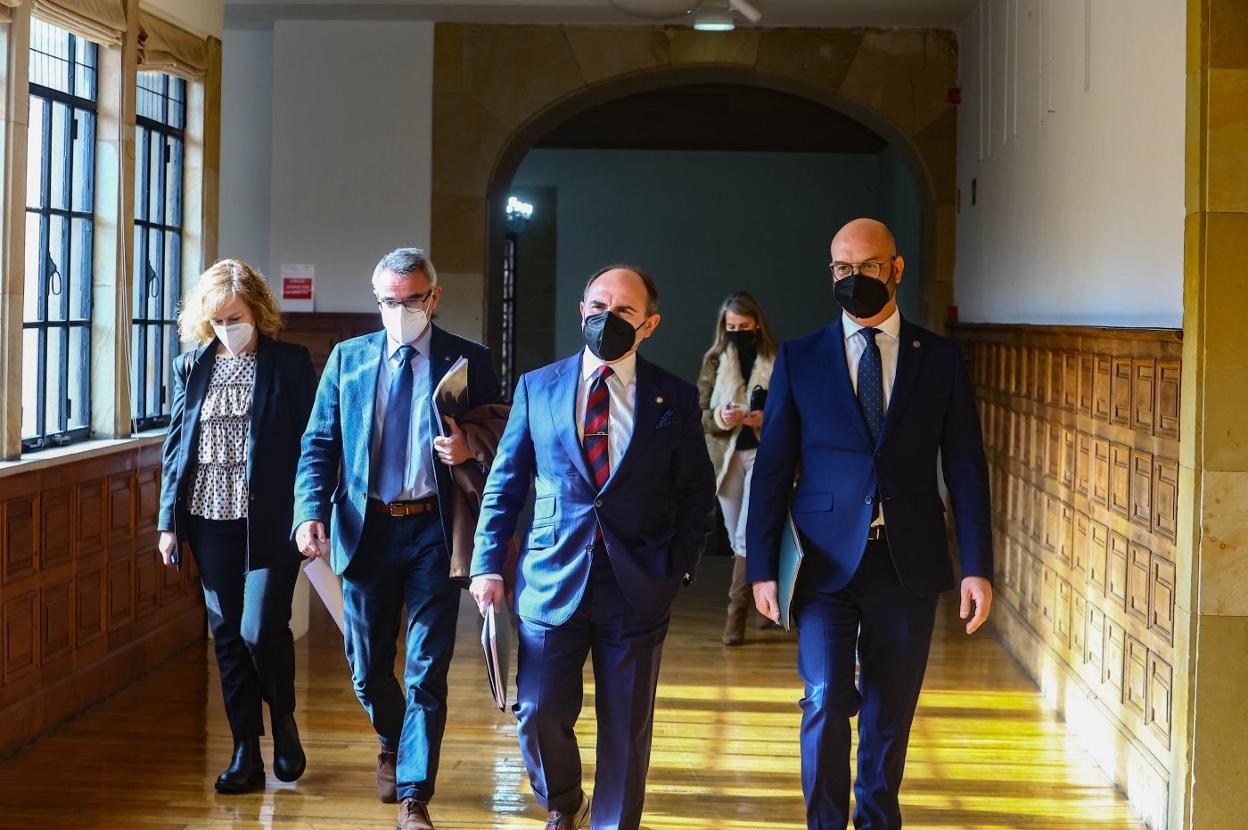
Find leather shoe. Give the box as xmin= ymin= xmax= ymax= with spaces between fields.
xmin=377 ymin=747 xmax=398 ymax=803
xmin=271 ymin=712 xmax=306 ymax=782
xmin=397 ymin=798 xmax=435 ymax=830
xmin=215 ymin=737 xmax=265 ymax=794
xmin=545 ymin=793 xmax=590 ymax=829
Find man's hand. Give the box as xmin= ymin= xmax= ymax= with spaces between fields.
xmin=752 ymin=580 xmax=781 ymax=622
xmin=720 ymin=403 xmax=745 ymax=427
xmin=157 ymin=531 xmax=178 ymax=570
xmin=296 ymin=520 xmax=328 ymax=559
xmin=960 ymin=576 xmax=993 ymax=635
xmin=742 ymin=410 xmax=764 ymax=429
xmin=434 ymin=417 xmax=473 ymax=466
xmin=469 ymin=576 xmax=504 ymax=617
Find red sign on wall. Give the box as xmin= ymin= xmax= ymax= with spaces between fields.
xmin=283 ymin=277 xmax=313 ymax=300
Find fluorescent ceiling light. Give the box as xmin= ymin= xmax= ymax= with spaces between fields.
xmin=693 ymin=10 xmax=734 ymax=29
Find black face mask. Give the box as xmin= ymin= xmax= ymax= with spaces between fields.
xmin=583 ymin=311 xmax=643 ymax=363
xmin=726 ymin=330 xmax=758 ymax=352
xmin=834 ymin=272 xmax=894 ymax=319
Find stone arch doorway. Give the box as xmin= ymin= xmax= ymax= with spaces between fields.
xmin=430 ymin=25 xmax=958 ymax=370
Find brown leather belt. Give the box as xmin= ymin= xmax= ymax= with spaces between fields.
xmin=367 ymin=497 xmax=438 ymax=518
xmin=866 ymin=524 xmax=887 ymax=542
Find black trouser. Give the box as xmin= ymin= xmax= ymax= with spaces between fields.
xmin=189 ymin=517 xmax=300 ymax=741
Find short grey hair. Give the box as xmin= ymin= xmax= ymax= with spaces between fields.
xmin=372 ymin=247 xmax=438 ymax=287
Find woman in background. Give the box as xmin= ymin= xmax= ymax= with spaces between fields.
xmin=696 ymin=292 xmax=778 ymax=646
xmin=157 ymin=260 xmax=316 ymax=793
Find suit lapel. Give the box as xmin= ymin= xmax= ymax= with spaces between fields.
xmin=343 ymin=331 xmax=386 ymax=484
xmin=247 ymin=336 xmax=274 ymax=481
xmin=180 ymin=341 xmax=217 ymax=466
xmin=877 ymin=318 xmax=925 ymax=449
xmin=827 ymin=321 xmax=874 ymax=448
xmin=547 ymin=354 xmax=594 ymax=487
xmin=603 ymin=356 xmax=658 ymax=492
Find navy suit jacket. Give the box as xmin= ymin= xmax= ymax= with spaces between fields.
xmin=471 ymin=352 xmax=717 ymax=626
xmin=292 ymin=326 xmax=501 ymax=575
xmin=745 ymin=317 xmax=993 ymax=595
xmin=158 ymin=335 xmax=317 ymax=571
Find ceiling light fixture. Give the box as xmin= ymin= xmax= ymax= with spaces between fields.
xmin=692 ymin=10 xmax=734 ymax=30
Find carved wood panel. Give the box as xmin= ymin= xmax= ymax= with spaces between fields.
xmin=957 ymin=323 xmax=1181 ymax=776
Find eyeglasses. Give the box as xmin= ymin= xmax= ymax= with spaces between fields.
xmin=828 ymin=257 xmax=896 ymax=280
xmin=377 ymin=291 xmax=432 ymax=311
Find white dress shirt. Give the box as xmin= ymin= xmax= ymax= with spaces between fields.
xmin=576 ymin=348 xmax=638 ymax=473
xmin=842 ymin=309 xmax=902 ymax=526
xmin=368 ymin=325 xmax=437 ymax=501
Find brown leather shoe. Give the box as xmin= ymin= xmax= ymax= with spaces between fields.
xmin=377 ymin=748 xmax=398 ymax=803
xmin=397 ymin=798 xmax=434 ymax=830
xmin=545 ymin=794 xmax=590 ymax=829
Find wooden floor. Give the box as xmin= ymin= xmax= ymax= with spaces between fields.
xmin=0 ymin=557 xmax=1145 ymax=829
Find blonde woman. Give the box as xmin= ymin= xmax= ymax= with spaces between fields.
xmin=156 ymin=260 xmax=316 ymax=793
xmin=696 ymin=292 xmax=778 ymax=645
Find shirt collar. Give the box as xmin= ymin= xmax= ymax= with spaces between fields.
xmin=842 ymin=308 xmax=902 ymax=342
xmin=581 ymin=348 xmax=638 ymax=387
xmin=386 ymin=323 xmax=433 ymax=361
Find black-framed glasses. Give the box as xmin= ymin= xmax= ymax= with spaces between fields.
xmin=828 ymin=257 xmax=895 ymax=280
xmin=377 ymin=290 xmax=432 ymax=311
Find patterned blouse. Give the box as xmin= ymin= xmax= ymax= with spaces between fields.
xmin=189 ymin=353 xmax=256 ymax=521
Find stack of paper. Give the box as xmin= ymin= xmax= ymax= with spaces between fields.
xmin=481 ymin=602 xmax=512 ymax=710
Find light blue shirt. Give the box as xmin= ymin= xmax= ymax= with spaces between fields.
xmin=368 ymin=325 xmax=437 ymax=501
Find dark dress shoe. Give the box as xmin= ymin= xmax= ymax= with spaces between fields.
xmin=397 ymin=798 xmax=435 ymax=830
xmin=215 ymin=737 xmax=265 ymax=793
xmin=271 ymin=712 xmax=306 ymax=782
xmin=377 ymin=748 xmax=398 ymax=803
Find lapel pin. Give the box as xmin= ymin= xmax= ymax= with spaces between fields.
xmin=656 ymin=396 xmax=664 ymax=404
xmin=912 ymin=340 xmax=921 ymax=348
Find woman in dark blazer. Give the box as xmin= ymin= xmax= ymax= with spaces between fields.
xmin=157 ymin=259 xmax=316 ymax=793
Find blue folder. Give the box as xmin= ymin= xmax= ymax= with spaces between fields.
xmin=777 ymin=512 xmax=805 ymax=631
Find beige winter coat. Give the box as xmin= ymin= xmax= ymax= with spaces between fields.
xmin=696 ymin=345 xmax=775 ymax=490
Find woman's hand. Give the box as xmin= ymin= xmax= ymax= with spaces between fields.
xmin=742 ymin=410 xmax=764 ymax=430
xmin=719 ymin=403 xmax=744 ymax=427
xmin=157 ymin=531 xmax=178 ymax=569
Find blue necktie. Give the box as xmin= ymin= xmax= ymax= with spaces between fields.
xmin=858 ymin=328 xmax=884 ymax=443
xmin=376 ymin=345 xmax=416 ymax=504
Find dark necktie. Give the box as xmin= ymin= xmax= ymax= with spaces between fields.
xmin=583 ymin=365 xmax=614 ymax=489
xmin=376 ymin=345 xmax=416 ymax=504
xmin=857 ymin=328 xmax=884 ymax=443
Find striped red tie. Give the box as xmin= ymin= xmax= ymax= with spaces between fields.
xmin=584 ymin=365 xmax=614 ymax=489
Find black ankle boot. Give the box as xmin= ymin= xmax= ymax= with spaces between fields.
xmin=271 ymin=712 xmax=306 ymax=783
xmin=215 ymin=737 xmax=265 ymax=793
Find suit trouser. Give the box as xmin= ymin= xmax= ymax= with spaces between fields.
xmin=189 ymin=517 xmax=300 ymax=742
xmin=342 ymin=510 xmax=459 ymax=803
xmin=794 ymin=539 xmax=939 ymax=830
xmin=514 ymin=548 xmax=671 ymax=830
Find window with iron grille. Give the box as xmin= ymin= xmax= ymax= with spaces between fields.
xmin=21 ymin=19 xmax=98 ymax=451
xmin=131 ymin=72 xmax=186 ymax=431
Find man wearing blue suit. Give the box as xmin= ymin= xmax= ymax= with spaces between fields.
xmin=292 ymin=248 xmax=501 ymax=830
xmin=747 ymin=219 xmax=993 ymax=830
xmin=470 ymin=265 xmax=717 ymax=830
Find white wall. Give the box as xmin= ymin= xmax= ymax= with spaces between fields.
xmin=220 ymin=29 xmax=273 ymax=274
xmin=268 ymin=20 xmax=434 ymax=313
xmin=140 ymin=0 xmax=224 ymax=38
xmin=955 ymin=0 xmax=1184 ymax=327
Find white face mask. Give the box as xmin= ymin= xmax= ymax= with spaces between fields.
xmin=212 ymin=322 xmax=254 ymax=356
xmin=380 ymin=304 xmax=430 ymax=345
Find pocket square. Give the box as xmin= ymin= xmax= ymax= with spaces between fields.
xmin=656 ymin=408 xmax=683 ymax=429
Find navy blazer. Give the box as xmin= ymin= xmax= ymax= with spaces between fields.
xmin=472 ymin=352 xmax=717 ymax=626
xmin=158 ymin=335 xmax=317 ymax=571
xmin=745 ymin=317 xmax=993 ymax=595
xmin=292 ymin=326 xmax=502 ymax=575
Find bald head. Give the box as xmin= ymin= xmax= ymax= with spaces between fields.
xmin=830 ymin=218 xmax=896 ymax=262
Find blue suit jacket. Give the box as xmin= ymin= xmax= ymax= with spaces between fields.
xmin=745 ymin=317 xmax=993 ymax=595
xmin=158 ymin=335 xmax=316 ymax=571
xmin=292 ymin=326 xmax=501 ymax=575
xmin=471 ymin=352 xmax=717 ymax=626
